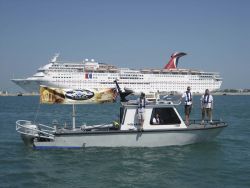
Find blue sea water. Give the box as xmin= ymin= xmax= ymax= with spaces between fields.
xmin=0 ymin=96 xmax=250 ymax=188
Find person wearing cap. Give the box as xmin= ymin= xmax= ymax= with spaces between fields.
xmin=200 ymin=89 xmax=214 ymax=124
xmin=181 ymin=86 xmax=192 ymax=126
xmin=137 ymin=92 xmax=148 ymax=130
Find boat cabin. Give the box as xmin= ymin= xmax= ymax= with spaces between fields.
xmin=119 ymin=101 xmax=186 ymax=131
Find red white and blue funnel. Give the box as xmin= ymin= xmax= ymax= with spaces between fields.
xmin=164 ymin=52 xmax=187 ymax=69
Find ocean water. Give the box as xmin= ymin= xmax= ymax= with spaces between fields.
xmin=0 ymin=96 xmax=250 ymax=188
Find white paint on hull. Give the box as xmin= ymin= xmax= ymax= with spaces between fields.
xmin=34 ymin=127 xmax=225 ymax=148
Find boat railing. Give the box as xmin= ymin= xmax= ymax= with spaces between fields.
xmin=189 ymin=119 xmax=227 ymax=126
xmin=156 ymin=99 xmax=181 ymax=105
xmin=124 ymin=99 xmax=181 ymax=107
xmin=16 ymin=120 xmax=55 ymax=140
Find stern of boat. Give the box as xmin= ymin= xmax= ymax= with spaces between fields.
xmin=16 ymin=120 xmax=55 ymax=147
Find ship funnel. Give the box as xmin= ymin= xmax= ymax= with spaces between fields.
xmin=51 ymin=53 xmax=60 ymax=63
xmin=164 ymin=52 xmax=187 ymax=69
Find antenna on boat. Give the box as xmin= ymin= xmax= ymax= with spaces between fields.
xmin=114 ymin=80 xmax=133 ymax=102
xmin=72 ymin=104 xmax=76 ymax=130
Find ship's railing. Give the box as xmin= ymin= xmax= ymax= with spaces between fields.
xmin=16 ymin=120 xmax=55 ymax=140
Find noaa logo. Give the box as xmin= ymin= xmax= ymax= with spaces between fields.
xmin=65 ymin=89 xmax=94 ymax=100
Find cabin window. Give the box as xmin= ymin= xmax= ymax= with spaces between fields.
xmin=150 ymin=108 xmax=181 ymax=125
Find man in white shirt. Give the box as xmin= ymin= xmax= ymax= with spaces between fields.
xmin=181 ymin=86 xmax=192 ymax=126
xmin=200 ymin=89 xmax=213 ymax=124
xmin=152 ymin=113 xmax=161 ymax=124
xmin=137 ymin=92 xmax=148 ymax=130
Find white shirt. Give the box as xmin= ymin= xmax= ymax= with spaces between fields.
xmin=200 ymin=94 xmax=213 ymax=109
xmin=153 ymin=117 xmax=160 ymax=124
xmin=137 ymin=97 xmax=148 ymax=113
xmin=182 ymin=91 xmax=192 ymax=105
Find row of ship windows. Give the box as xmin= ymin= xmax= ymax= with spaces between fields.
xmin=56 ymin=81 xmax=216 ymax=85
xmin=62 ymin=86 xmax=215 ymax=91
xmin=50 ymin=67 xmax=82 ymax=70
xmin=50 ymin=71 xmax=215 ymax=75
xmin=96 ymin=73 xmax=112 ymax=76
xmin=52 ymin=64 xmax=83 ymax=67
xmin=52 ymin=65 xmax=84 ymax=68
xmin=49 ymin=71 xmax=214 ymax=78
xmin=57 ymin=81 xmax=217 ymax=84
xmin=120 ymin=77 xmax=143 ymax=80
xmin=49 ymin=69 xmax=79 ymax=72
xmin=51 ymin=76 xmax=213 ymax=81
xmin=52 ymin=79 xmax=216 ymax=85
xmin=121 ymin=74 xmax=143 ymax=77
xmin=52 ymin=78 xmax=217 ymax=82
xmin=52 ymin=81 xmax=218 ymax=89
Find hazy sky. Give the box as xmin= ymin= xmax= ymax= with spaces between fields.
xmin=0 ymin=0 xmax=249 ymax=92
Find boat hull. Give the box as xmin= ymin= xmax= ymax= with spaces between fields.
xmin=33 ymin=125 xmax=226 ymax=149
xmin=21 ymin=134 xmax=35 ymax=147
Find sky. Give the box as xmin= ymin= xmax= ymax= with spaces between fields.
xmin=0 ymin=0 xmax=249 ymax=92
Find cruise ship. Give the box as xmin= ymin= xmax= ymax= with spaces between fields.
xmin=12 ymin=52 xmax=222 ymax=94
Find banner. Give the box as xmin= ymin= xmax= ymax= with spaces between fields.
xmin=40 ymin=85 xmax=117 ymax=104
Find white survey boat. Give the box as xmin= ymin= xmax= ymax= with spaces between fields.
xmin=16 ymin=87 xmax=227 ymax=149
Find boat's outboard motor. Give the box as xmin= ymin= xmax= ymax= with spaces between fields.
xmin=114 ymin=80 xmax=133 ymax=102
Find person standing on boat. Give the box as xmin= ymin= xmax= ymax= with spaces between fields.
xmin=137 ymin=92 xmax=148 ymax=130
xmin=181 ymin=86 xmax=192 ymax=126
xmin=200 ymin=89 xmax=213 ymax=124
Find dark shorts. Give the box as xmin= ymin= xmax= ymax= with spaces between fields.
xmin=185 ymin=105 xmax=192 ymax=115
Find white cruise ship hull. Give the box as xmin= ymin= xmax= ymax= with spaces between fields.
xmin=12 ymin=74 xmax=222 ymax=94
xmin=12 ymin=79 xmax=44 ymax=93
